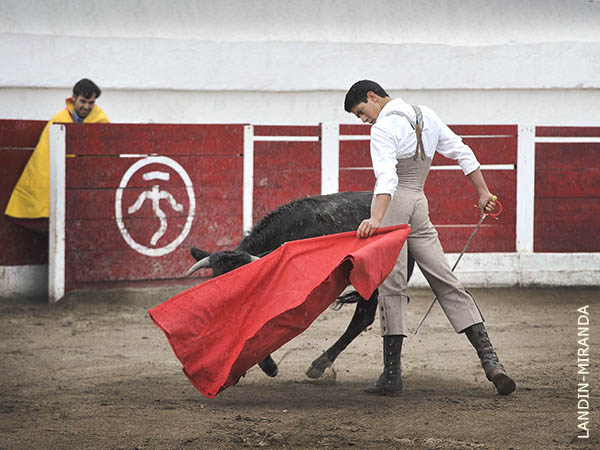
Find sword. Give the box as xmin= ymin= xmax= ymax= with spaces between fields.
xmin=413 ymin=195 xmax=502 ymax=335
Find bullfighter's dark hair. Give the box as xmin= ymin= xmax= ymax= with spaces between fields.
xmin=344 ymin=80 xmax=389 ymax=113
xmin=73 ymin=78 xmax=101 ymax=99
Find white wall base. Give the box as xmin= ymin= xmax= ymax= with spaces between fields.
xmin=1 ymin=252 xmax=597 ymax=302
xmin=0 ymin=265 xmax=48 ymax=299
xmin=408 ymin=253 xmax=600 ymax=288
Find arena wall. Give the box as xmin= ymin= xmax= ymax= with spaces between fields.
xmin=1 ymin=1 xmax=599 ymax=299
xmin=0 ymin=0 xmax=599 ymax=125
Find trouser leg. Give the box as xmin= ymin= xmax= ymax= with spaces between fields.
xmin=377 ymin=245 xmax=410 ymax=336
xmin=406 ymin=200 xmax=483 ymax=332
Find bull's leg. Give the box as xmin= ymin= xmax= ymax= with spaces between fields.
xmin=306 ymin=291 xmax=378 ymax=379
xmin=258 ymin=355 xmax=278 ymax=377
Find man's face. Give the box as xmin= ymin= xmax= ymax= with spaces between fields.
xmin=351 ymin=93 xmax=382 ymax=125
xmin=72 ymin=94 xmax=97 ymax=119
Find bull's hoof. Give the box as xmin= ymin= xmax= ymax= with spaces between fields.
xmin=258 ymin=356 xmax=278 ymax=377
xmin=305 ymin=353 xmax=334 ymax=379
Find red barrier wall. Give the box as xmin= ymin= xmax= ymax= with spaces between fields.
xmin=63 ymin=123 xmax=244 ymax=290
xmin=534 ymin=127 xmax=600 ymax=252
xmin=252 ymin=126 xmax=321 ymax=222
xmin=339 ymin=124 xmax=517 ymax=252
xmin=0 ymin=120 xmax=48 ymax=265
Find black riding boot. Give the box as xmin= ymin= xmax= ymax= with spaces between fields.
xmin=465 ymin=323 xmax=516 ymax=395
xmin=364 ymin=335 xmax=403 ymax=396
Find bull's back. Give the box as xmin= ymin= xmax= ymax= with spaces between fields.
xmin=240 ymin=191 xmax=373 ymax=255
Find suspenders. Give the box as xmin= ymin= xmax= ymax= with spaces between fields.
xmin=385 ymin=105 xmax=426 ymax=160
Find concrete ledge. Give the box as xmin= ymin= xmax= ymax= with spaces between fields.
xmin=1 ymin=33 xmax=599 ymax=91
xmin=0 ymin=264 xmax=48 ymax=299
xmin=407 ymin=253 xmax=600 ymax=287
xmin=1 ymin=253 xmax=598 ymax=301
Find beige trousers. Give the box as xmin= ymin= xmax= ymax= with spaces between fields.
xmin=374 ymin=162 xmax=483 ymax=337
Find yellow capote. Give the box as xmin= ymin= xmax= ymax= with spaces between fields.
xmin=5 ymin=98 xmax=110 ymax=218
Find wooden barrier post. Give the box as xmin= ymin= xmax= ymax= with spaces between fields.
xmin=516 ymin=124 xmax=535 ymax=253
xmin=49 ymin=124 xmax=66 ymax=303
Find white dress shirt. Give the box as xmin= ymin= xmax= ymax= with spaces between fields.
xmin=370 ymin=98 xmax=480 ymax=196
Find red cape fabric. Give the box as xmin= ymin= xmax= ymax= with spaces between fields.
xmin=148 ymin=225 xmax=410 ymax=398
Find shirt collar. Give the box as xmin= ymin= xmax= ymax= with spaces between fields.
xmin=377 ymin=98 xmax=406 ymax=122
xmin=72 ymin=107 xmax=83 ymax=123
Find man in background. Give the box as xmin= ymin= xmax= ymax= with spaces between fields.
xmin=5 ymin=78 xmax=110 ymax=233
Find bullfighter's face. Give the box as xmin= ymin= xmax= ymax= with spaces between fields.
xmin=351 ymin=92 xmax=383 ymax=125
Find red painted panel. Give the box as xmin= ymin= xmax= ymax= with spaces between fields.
xmin=253 ymin=170 xmax=321 ymax=223
xmin=437 ymin=225 xmax=515 ymax=253
xmin=434 ymin=136 xmax=517 ymax=165
xmin=339 ymin=169 xmax=375 ymax=192
xmin=0 ymin=119 xmax=46 ymax=149
xmin=447 ymin=125 xmax=517 ymax=136
xmin=65 ymin=123 xmax=244 ymax=156
xmin=65 ymin=215 xmax=242 ymax=254
xmin=66 ymin=187 xmax=241 ymax=220
xmin=534 ymin=224 xmax=600 ymax=252
xmin=65 ymin=246 xmax=202 ymax=287
xmin=534 ymin=138 xmax=600 ymax=252
xmin=0 ymin=217 xmax=48 ymax=265
xmin=339 ymin=140 xmax=371 ymax=168
xmin=0 ymin=151 xmax=32 ymax=201
xmin=253 ymin=140 xmax=321 ymax=224
xmin=340 ymin=124 xmax=371 ymax=135
xmin=535 ymin=169 xmax=600 ymax=198
xmin=536 ymin=143 xmax=600 ymax=169
xmin=537 ymin=127 xmax=600 ymax=137
xmin=62 ymin=124 xmax=244 ymax=289
xmin=425 ymin=171 xmax=516 ymax=225
xmin=66 ymin=155 xmax=242 ymax=189
xmin=534 ymin=198 xmax=600 ymax=224
xmin=254 ymin=141 xmax=320 ymax=170
xmin=254 ymin=125 xmax=320 ymax=136
xmin=534 ymin=198 xmax=600 ymax=252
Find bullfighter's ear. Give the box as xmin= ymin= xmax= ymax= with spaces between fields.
xmin=190 ymin=247 xmax=211 ymax=261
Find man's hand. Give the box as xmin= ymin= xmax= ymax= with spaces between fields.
xmin=357 ymin=217 xmax=382 ymax=238
xmin=479 ymin=194 xmax=497 ymax=214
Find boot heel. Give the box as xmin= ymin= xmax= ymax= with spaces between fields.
xmin=491 ymin=372 xmax=516 ymax=395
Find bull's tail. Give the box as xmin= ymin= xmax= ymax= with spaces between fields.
xmin=332 ymin=290 xmax=364 ymax=310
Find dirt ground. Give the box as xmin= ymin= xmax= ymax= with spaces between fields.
xmin=0 ymin=285 xmax=598 ymax=450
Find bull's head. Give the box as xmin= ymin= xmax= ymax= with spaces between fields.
xmin=186 ymin=248 xmax=260 ymax=278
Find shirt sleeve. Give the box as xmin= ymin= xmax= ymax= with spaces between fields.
xmin=429 ymin=108 xmax=480 ymax=175
xmin=370 ymin=123 xmax=399 ymax=197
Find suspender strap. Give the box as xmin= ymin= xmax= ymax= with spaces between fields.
xmin=385 ymin=105 xmax=425 ymax=160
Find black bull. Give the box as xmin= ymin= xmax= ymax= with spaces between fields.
xmin=188 ymin=191 xmax=415 ymax=379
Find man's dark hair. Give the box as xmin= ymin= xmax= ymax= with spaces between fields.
xmin=344 ymin=80 xmax=389 ymax=112
xmin=72 ymin=78 xmax=101 ymax=99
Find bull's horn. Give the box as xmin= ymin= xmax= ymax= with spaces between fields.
xmin=249 ymin=255 xmax=260 ymax=262
xmin=185 ymin=256 xmax=211 ymax=276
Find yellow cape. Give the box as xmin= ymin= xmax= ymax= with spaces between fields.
xmin=5 ymin=98 xmax=110 ymax=219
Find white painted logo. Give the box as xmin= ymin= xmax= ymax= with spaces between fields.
xmin=115 ymin=156 xmax=195 ymax=257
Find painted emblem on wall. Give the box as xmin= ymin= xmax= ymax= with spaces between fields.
xmin=115 ymin=156 xmax=195 ymax=257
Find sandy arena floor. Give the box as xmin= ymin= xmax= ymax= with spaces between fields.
xmin=0 ymin=286 xmax=598 ymax=449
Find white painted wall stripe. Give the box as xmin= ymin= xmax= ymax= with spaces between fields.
xmin=243 ymin=125 xmax=254 ymax=234
xmin=49 ymin=124 xmax=66 ymax=304
xmin=321 ymin=122 xmax=339 ymax=195
xmin=516 ymin=125 xmax=536 ymax=253
xmin=535 ymin=137 xmax=600 ymax=143
xmin=253 ymin=136 xmax=319 ymax=142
